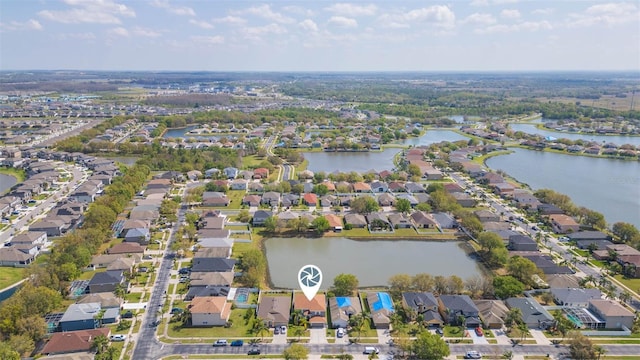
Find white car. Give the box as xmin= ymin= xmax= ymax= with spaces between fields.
xmin=110 ymin=334 xmax=126 ymax=342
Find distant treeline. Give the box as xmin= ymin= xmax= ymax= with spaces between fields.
xmin=144 ymin=94 xmax=232 ymax=107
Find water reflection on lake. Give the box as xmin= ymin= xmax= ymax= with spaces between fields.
xmin=486 ymin=148 xmax=640 ymax=228
xmin=304 ymin=148 xmax=400 ymax=173
xmin=0 ymin=174 xmax=17 ymax=194
xmin=403 ymin=130 xmax=469 ymax=147
xmin=265 ymin=237 xmax=481 ymax=288
xmin=510 ymin=123 xmax=640 ymax=146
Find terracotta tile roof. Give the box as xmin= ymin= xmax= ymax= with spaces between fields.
xmin=189 ymin=296 xmax=229 ymax=315
xmin=42 ymin=328 xmax=111 ymax=355
xmin=294 ymin=293 xmax=326 ymax=312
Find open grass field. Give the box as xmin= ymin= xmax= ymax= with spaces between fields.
xmin=0 ymin=267 xmax=25 ymax=290
xmin=613 ymin=275 xmax=640 ymax=294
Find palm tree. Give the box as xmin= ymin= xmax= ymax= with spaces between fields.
xmin=91 ymin=334 xmax=109 ymax=354
xmin=292 ymin=325 xmax=306 ymax=341
xmin=594 ymin=345 xmax=606 ymax=360
xmin=252 ymin=320 xmax=269 ymax=341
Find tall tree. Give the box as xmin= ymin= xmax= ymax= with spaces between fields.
xmin=332 ymin=273 xmax=359 ymax=296
xmin=394 ymin=198 xmax=412 ymax=214
xmin=411 ymin=331 xmax=450 ymax=360
xmin=350 ymin=196 xmax=380 ymax=214
xmin=283 ymin=343 xmax=309 ymax=360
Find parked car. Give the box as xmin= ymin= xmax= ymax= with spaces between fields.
xmin=435 ymin=328 xmax=444 ymax=336
xmin=122 ymin=311 xmax=133 ymax=319
xmin=213 ymin=339 xmax=228 ymax=347
xmin=110 ymin=334 xmax=126 ymax=342
xmin=230 ymin=340 xmax=244 ymax=346
xmin=363 ymin=347 xmax=380 ymax=355
xmin=248 ymin=347 xmax=261 ymax=355
xmin=465 ymin=351 xmax=482 ymax=359
xmin=337 ymin=328 xmax=345 ymax=338
xmin=274 ymin=327 xmax=280 ymax=335
xmin=475 ymin=327 xmax=484 ymax=337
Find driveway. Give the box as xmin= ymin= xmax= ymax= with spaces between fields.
xmin=377 ymin=329 xmax=392 ymax=345
xmin=491 ymin=329 xmax=512 ymax=345
xmin=529 ymin=329 xmax=551 ymax=345
xmin=309 ymin=328 xmax=327 ymax=344
xmin=468 ymin=328 xmax=489 ymax=345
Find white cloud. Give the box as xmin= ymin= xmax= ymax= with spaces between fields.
xmin=325 ymin=3 xmax=377 ymax=17
xmin=328 ymin=16 xmax=358 ymax=28
xmin=191 ymin=35 xmax=225 ymax=45
xmin=471 ymin=0 xmax=518 ymax=5
xmin=405 ymin=5 xmax=456 ymax=28
xmin=462 ymin=13 xmax=496 ymax=25
xmin=283 ymin=6 xmax=314 ymax=17
xmin=567 ymin=2 xmax=639 ymax=27
xmin=0 ymin=19 xmax=43 ymax=31
xmin=475 ymin=20 xmax=552 ymax=34
xmin=54 ymin=32 xmax=96 ymax=40
xmin=150 ymin=0 xmax=195 ymax=16
xmin=500 ymin=9 xmax=521 ymax=19
xmin=214 ymin=16 xmax=246 ymax=26
xmin=107 ymin=27 xmax=129 ymax=37
xmin=237 ymin=4 xmax=294 ymax=24
xmin=39 ymin=0 xmax=135 ymax=24
xmin=299 ymin=19 xmax=318 ymax=32
xmin=189 ymin=19 xmax=214 ymax=29
xmin=532 ymin=8 xmax=554 ymax=15
xmin=132 ymin=27 xmax=161 ymax=37
xmin=242 ymin=23 xmax=287 ymax=41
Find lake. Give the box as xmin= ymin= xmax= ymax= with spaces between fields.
xmin=0 ymin=173 xmax=18 ymax=194
xmin=486 ymin=148 xmax=640 ymax=228
xmin=510 ymin=123 xmax=640 ymax=146
xmin=403 ymin=129 xmax=469 ymax=147
xmin=264 ymin=237 xmax=481 ymax=288
xmin=162 ymin=126 xmax=197 ymax=138
xmin=304 ymin=148 xmax=400 ymax=173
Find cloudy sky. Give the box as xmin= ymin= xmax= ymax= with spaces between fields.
xmin=1 ymin=0 xmax=638 ymax=71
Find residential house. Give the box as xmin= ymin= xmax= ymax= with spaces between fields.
xmin=568 ymin=231 xmax=612 ymax=242
xmin=329 ymin=296 xmax=363 ymax=329
xmin=202 ymin=192 xmax=230 ymax=207
xmin=41 ymin=328 xmax=111 ymax=355
xmin=402 ymin=292 xmax=443 ymax=327
xmin=242 ymin=194 xmax=261 ymax=207
xmin=388 ymin=213 xmax=412 ymax=229
xmin=377 ymin=193 xmax=395 ymax=207
xmin=282 ymin=193 xmax=300 ymax=207
xmin=87 ymin=270 xmax=125 ymax=294
xmin=294 ymin=293 xmax=327 ymax=328
xmin=438 ymin=295 xmax=481 ymax=327
xmin=353 ymin=182 xmax=371 ymax=193
xmin=108 ymin=242 xmax=145 ymax=255
xmin=185 ymin=285 xmax=231 ymax=301
xmin=223 ymin=167 xmax=239 ymax=179
xmin=189 ymin=296 xmax=232 ymax=327
xmin=344 ymin=213 xmax=367 ymax=228
xmin=548 ymin=214 xmax=581 ymax=234
xmin=303 ymin=193 xmax=318 ymax=206
xmin=411 ymin=211 xmax=438 ymax=229
xmin=10 ymin=231 xmax=47 ymax=248
xmin=505 ymin=298 xmax=554 ymax=329
xmin=0 ymin=247 xmax=35 ymax=266
xmin=508 ymin=235 xmax=538 ymax=251
xmin=324 ymin=214 xmax=343 ymax=231
xmin=77 ymin=292 xmax=123 ymax=309
xmin=396 ymin=193 xmax=419 ymax=207
xmin=124 ymin=227 xmax=150 ymax=245
xmin=59 ymin=303 xmax=115 ymax=331
xmin=405 ymin=182 xmax=425 ymax=193
xmin=452 ymin=192 xmax=476 ymax=207
xmin=474 ymin=300 xmax=509 ymax=329
xmin=538 ymin=204 xmax=564 ymax=215
xmin=588 ymin=299 xmax=635 ymax=329
xmin=370 ymin=181 xmax=388 ymax=193
xmin=253 ymin=168 xmax=269 ymax=179
xmin=475 ymin=209 xmax=500 ymax=223
xmin=252 ymin=210 xmax=273 ymax=226
xmin=191 ymin=257 xmax=236 ymax=273
xmin=230 ymin=179 xmax=248 ymax=190
xmin=550 ymin=288 xmax=602 ymax=307
xmin=261 ymin=192 xmax=281 ymax=207
xmin=189 ymin=272 xmax=234 ymax=288
xmin=367 ymin=292 xmax=394 ymax=329
xmin=187 ymin=170 xmax=202 ymax=180
xmin=29 ymin=219 xmax=66 ymax=236
xmin=388 ymin=181 xmax=406 ymax=193
xmin=205 ymin=168 xmax=220 ymax=178
xmin=522 ymin=255 xmax=573 ymax=275
xmin=257 ymin=295 xmax=292 ymax=328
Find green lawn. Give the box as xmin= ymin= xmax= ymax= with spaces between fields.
xmin=124 ymin=292 xmax=143 ymax=302
xmin=167 ymin=308 xmax=259 ymax=338
xmin=226 ymin=190 xmax=246 ymax=210
xmin=0 ymin=267 xmax=26 ymax=289
xmin=613 ymin=275 xmax=640 ymax=293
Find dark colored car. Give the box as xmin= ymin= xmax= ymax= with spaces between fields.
xmin=248 ymin=347 xmax=261 ymax=355
xmin=230 ymin=340 xmax=244 ymax=346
